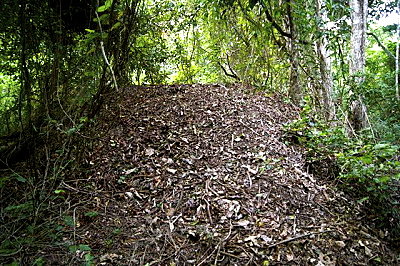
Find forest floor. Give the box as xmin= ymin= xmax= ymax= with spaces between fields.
xmin=5 ymin=84 xmax=399 ymax=265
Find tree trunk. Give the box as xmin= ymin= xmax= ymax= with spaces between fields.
xmin=286 ymin=0 xmax=301 ymax=105
xmin=90 ymin=0 xmax=140 ymax=117
xmin=315 ymin=0 xmax=335 ymax=121
xmin=19 ymin=0 xmax=32 ymax=132
xmin=348 ymin=0 xmax=368 ymax=135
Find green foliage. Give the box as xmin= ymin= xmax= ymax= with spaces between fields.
xmin=63 ymin=216 xmax=75 ymax=228
xmin=0 ymin=73 xmax=20 ymax=135
xmin=337 ymin=143 xmax=399 ymax=197
xmin=33 ymin=257 xmax=45 ymax=266
xmin=68 ymin=244 xmax=92 ymax=253
xmin=97 ymin=0 xmax=113 ymax=13
xmin=364 ymin=30 xmax=399 ymax=142
xmin=4 ymin=201 xmax=33 ymax=214
xmin=285 ymin=103 xmax=400 ymax=232
xmin=69 ymin=244 xmax=94 ymax=265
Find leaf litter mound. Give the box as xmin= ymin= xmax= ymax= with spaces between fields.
xmin=60 ymin=84 xmax=398 ymax=265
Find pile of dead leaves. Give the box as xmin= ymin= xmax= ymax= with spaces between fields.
xmin=37 ymin=84 xmax=399 ymax=264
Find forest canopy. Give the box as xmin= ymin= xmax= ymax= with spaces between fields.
xmin=0 ymin=0 xmax=398 ymax=137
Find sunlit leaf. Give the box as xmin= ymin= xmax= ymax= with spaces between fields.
xmin=97 ymin=0 xmax=113 ymax=12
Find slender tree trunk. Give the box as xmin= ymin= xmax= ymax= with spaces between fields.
xmin=348 ymin=0 xmax=368 ymax=135
xmin=113 ymin=1 xmax=139 ymax=87
xmin=19 ymin=0 xmax=32 ymax=132
xmin=286 ymin=0 xmax=301 ymax=104
xmin=315 ymin=0 xmax=335 ymax=121
xmin=90 ymin=0 xmax=140 ymax=117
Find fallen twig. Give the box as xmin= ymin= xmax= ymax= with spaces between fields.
xmin=268 ymin=230 xmax=333 ymax=248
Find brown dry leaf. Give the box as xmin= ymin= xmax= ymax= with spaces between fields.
xmin=335 ymin=241 xmax=346 ymax=248
xmin=124 ymin=168 xmax=137 ymax=175
xmin=66 ymin=84 xmax=398 ymax=266
xmin=166 ymin=168 xmax=177 ymax=174
xmin=236 ymin=220 xmax=251 ymax=227
xmin=145 ymin=148 xmax=155 ymax=156
xmin=166 ymin=208 xmax=175 ymax=217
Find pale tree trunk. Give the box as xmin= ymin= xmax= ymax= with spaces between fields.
xmin=348 ymin=0 xmax=369 ymax=135
xmin=315 ymin=0 xmax=335 ymax=121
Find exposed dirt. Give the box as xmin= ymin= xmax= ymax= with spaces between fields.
xmin=37 ymin=84 xmax=399 ymax=264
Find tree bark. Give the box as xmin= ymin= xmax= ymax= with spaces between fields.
xmin=349 ymin=0 xmax=367 ymax=77
xmin=315 ymin=0 xmax=335 ymax=121
xmin=348 ymin=0 xmax=368 ymax=135
xmin=19 ymin=0 xmax=32 ymax=132
xmin=286 ymin=0 xmax=301 ymax=105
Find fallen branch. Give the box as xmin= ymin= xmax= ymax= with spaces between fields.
xmin=268 ymin=230 xmax=333 ymax=248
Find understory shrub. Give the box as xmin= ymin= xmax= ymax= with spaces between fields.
xmin=285 ymin=103 xmax=400 ymax=238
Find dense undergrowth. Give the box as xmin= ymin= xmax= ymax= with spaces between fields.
xmin=284 ymin=101 xmax=400 ymax=240
xmin=0 ymin=115 xmax=95 ymax=265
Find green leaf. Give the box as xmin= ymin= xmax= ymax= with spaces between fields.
xmin=101 ymin=32 xmax=109 ymax=39
xmin=373 ymin=143 xmax=390 ymax=150
xmin=111 ymin=21 xmax=122 ymax=30
xmin=69 ymin=244 xmax=91 ymax=253
xmin=85 ymin=29 xmax=95 ymax=33
xmin=262 ymin=260 xmax=270 ymax=266
xmin=93 ymin=13 xmax=110 ymax=23
xmin=0 ymin=176 xmax=10 ymax=187
xmin=378 ymin=176 xmax=391 ymax=183
xmin=84 ymin=253 xmax=94 ymax=266
xmin=68 ymin=245 xmax=78 ymax=253
xmin=54 ymin=189 xmax=65 ymax=194
xmin=5 ymin=202 xmax=32 ymax=212
xmin=360 ymin=156 xmax=373 ymax=164
xmin=78 ymin=244 xmax=92 ymax=251
xmin=33 ymin=257 xmax=45 ymax=266
xmin=112 ymin=228 xmax=122 ymax=235
xmin=97 ymin=0 xmax=113 ymax=12
xmin=13 ymin=174 xmax=27 ymax=183
xmin=357 ymin=197 xmax=369 ymax=204
xmin=0 ymin=249 xmax=20 ymax=257
xmin=87 ymin=47 xmax=96 ymax=54
xmin=64 ymin=216 xmax=74 ymax=227
xmin=66 ymin=127 xmax=77 ymax=135
xmin=84 ymin=211 xmax=99 ymax=217
xmin=97 ymin=5 xmax=106 ymax=12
